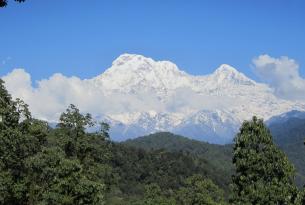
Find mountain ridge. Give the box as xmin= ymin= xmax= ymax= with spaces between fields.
xmin=90 ymin=54 xmax=304 ymax=143
xmin=4 ymin=53 xmax=305 ymax=143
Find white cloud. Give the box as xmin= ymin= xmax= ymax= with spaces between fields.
xmin=1 ymin=68 xmax=235 ymax=123
xmin=2 ymin=54 xmax=305 ymax=124
xmin=253 ymin=54 xmax=305 ymax=100
xmin=1 ymin=69 xmax=166 ymax=122
xmin=2 ymin=69 xmax=80 ymax=121
xmin=166 ymin=87 xmax=237 ymax=113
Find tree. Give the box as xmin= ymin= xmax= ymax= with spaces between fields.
xmin=134 ymin=183 xmax=176 ymax=205
xmin=0 ymin=79 xmax=47 ymax=204
xmin=0 ymin=0 xmax=25 ymax=7
xmin=56 ymin=104 xmax=111 ymax=164
xmin=57 ymin=104 xmax=95 ymax=158
xmin=26 ymin=147 xmax=105 ymax=205
xmin=231 ymin=116 xmax=299 ymax=205
xmin=55 ymin=104 xmax=112 ymax=201
xmin=177 ymin=175 xmax=225 ymax=205
xmin=0 ymin=79 xmax=110 ymax=204
xmin=298 ymin=141 xmax=305 ymax=204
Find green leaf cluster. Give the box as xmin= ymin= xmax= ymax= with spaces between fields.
xmin=231 ymin=117 xmax=299 ymax=205
xmin=0 ymin=79 xmax=110 ymax=204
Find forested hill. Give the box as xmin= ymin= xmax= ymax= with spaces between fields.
xmin=123 ymin=130 xmax=305 ymax=187
xmin=122 ymin=132 xmax=234 ymax=190
xmin=123 ymin=132 xmax=233 ymax=171
xmin=123 ymin=132 xmax=232 ymax=156
xmin=269 ymin=118 xmax=305 ymax=186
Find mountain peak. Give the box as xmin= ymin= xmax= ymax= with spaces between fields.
xmin=110 ymin=53 xmax=182 ymax=73
xmin=214 ymin=64 xmax=240 ymax=75
xmin=95 ymin=54 xmax=191 ymax=92
xmin=112 ymin=53 xmax=154 ymax=67
xmin=212 ymin=64 xmax=255 ymax=85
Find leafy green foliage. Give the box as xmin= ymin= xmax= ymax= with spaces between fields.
xmin=2 ymin=78 xmax=305 ymax=205
xmin=270 ymin=118 xmax=305 ymax=186
xmin=108 ymin=144 xmax=202 ymax=200
xmin=47 ymin=104 xmax=112 ymax=204
xmin=0 ymin=79 xmax=46 ymax=204
xmin=270 ymin=117 xmax=305 ymax=203
xmin=0 ymin=79 xmax=110 ymax=204
xmin=134 ymin=183 xmax=176 ymax=205
xmin=231 ymin=116 xmax=299 ymax=205
xmin=127 ymin=176 xmax=226 ymax=205
xmin=107 ymin=136 xmax=229 ymax=204
xmin=0 ymin=0 xmax=25 ymax=7
xmin=123 ymin=132 xmax=233 ymax=193
xmin=26 ymin=147 xmax=105 ymax=205
xmin=176 ymin=175 xmax=226 ymax=205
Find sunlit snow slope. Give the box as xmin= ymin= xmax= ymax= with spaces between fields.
xmin=3 ymin=54 xmax=305 ymax=144
xmin=91 ymin=54 xmax=304 ymax=143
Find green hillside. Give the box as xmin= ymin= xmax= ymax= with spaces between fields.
xmin=123 ymin=127 xmax=305 ymax=188
xmin=269 ymin=118 xmax=305 ymax=187
xmin=108 ymin=143 xmax=229 ymax=204
xmin=122 ymin=132 xmax=234 ymax=191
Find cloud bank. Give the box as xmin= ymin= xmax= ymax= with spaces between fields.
xmin=1 ymin=69 xmax=167 ymax=122
xmin=2 ymin=54 xmax=304 ymax=123
xmin=253 ymin=55 xmax=305 ymax=100
xmin=1 ymin=69 xmax=236 ymax=122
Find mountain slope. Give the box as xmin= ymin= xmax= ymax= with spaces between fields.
xmin=123 ymin=127 xmax=305 ymax=188
xmin=5 ymin=53 xmax=305 ymax=143
xmin=108 ymin=140 xmax=231 ymax=204
xmin=123 ymin=132 xmax=234 ymax=190
xmin=269 ymin=115 xmax=305 ymax=186
xmin=93 ymin=54 xmax=304 ymax=143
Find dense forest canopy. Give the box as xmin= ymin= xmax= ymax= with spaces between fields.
xmin=1 ymin=78 xmax=305 ymax=204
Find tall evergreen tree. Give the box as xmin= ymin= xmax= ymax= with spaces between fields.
xmin=231 ymin=116 xmax=299 ymax=205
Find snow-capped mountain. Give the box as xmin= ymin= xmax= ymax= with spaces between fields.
xmin=88 ymin=53 xmax=304 ymax=144
xmin=3 ymin=53 xmax=305 ymax=144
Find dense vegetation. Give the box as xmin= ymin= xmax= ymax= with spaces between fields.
xmin=0 ymin=79 xmax=227 ymax=205
xmin=108 ymin=143 xmax=228 ymax=204
xmin=124 ymin=122 xmax=305 ymax=190
xmin=2 ymin=78 xmax=305 ymax=204
xmin=270 ymin=118 xmax=305 ymax=186
xmin=123 ymin=132 xmax=234 ymax=193
xmin=231 ymin=117 xmax=299 ymax=204
xmin=0 ymin=79 xmax=110 ymax=204
xmin=123 ymin=132 xmax=233 ymax=169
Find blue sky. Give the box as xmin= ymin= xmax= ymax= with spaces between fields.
xmin=1 ymin=0 xmax=305 ymax=81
